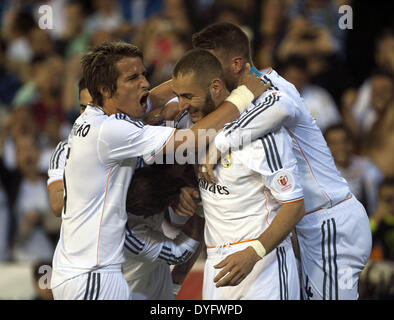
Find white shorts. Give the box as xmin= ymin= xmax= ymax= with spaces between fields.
xmin=296 ymin=195 xmax=372 ymax=300
xmin=52 ymin=271 xmax=131 ymax=300
xmin=203 ymin=240 xmax=300 ymax=300
xmin=126 ymin=263 xmax=174 ymax=300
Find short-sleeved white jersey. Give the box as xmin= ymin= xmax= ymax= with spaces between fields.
xmin=51 ymin=104 xmax=175 ymax=288
xmin=202 ymin=127 xmax=304 ymax=247
xmin=47 ymin=140 xmax=68 ymax=186
xmin=215 ymin=68 xmax=351 ymax=213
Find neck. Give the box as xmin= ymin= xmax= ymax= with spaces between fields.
xmin=102 ymin=99 xmax=118 ymax=116
xmin=214 ymin=88 xmax=231 ymax=109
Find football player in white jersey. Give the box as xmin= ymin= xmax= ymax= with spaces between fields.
xmin=47 ymin=80 xmax=202 ymax=300
xmin=192 ymin=22 xmax=372 ymax=300
xmin=123 ymin=164 xmax=204 ymax=300
xmin=171 ymin=49 xmax=305 ymax=299
xmin=50 ymin=41 xmax=268 ymax=300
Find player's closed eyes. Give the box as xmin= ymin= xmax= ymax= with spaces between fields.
xmin=127 ymin=72 xmax=147 ymax=82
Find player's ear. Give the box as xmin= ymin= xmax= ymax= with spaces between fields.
xmin=231 ymin=56 xmax=244 ymax=74
xmin=209 ymin=78 xmax=223 ymax=99
xmin=99 ymin=86 xmax=111 ymax=101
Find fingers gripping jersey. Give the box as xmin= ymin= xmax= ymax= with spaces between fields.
xmin=201 ymin=127 xmax=304 ymax=247
xmin=215 ymin=69 xmax=351 ymax=213
xmin=51 ymin=105 xmax=175 ymax=289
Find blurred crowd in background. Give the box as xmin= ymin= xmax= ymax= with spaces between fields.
xmin=0 ymin=0 xmax=392 ymax=300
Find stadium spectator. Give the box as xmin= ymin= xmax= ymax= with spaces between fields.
xmin=10 ymin=134 xmax=54 ymax=263
xmin=288 ymin=0 xmax=348 ymax=56
xmin=370 ymin=179 xmax=394 ymax=261
xmin=0 ymin=37 xmax=21 ymax=116
xmin=134 ymin=16 xmax=190 ymax=87
xmin=279 ymin=55 xmax=341 ymax=132
xmin=28 ymin=27 xmax=55 ymax=58
xmin=85 ymin=0 xmax=129 ymax=38
xmin=348 ymin=30 xmax=394 ymax=133
xmin=57 ymin=0 xmax=91 ymax=59
xmin=2 ymin=10 xmax=36 ymax=65
xmin=277 ymin=16 xmax=353 ymax=104
xmin=324 ymin=124 xmax=383 ymax=216
xmin=358 ymin=69 xmax=394 ymax=177
xmin=254 ymin=0 xmax=290 ymax=69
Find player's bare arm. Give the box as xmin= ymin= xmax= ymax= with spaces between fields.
xmin=144 ymin=100 xmax=181 ymax=125
xmin=213 ymin=199 xmax=305 ymax=288
xmin=148 ymin=79 xmax=175 ymax=111
xmin=47 ymin=181 xmax=64 ymax=217
xmin=163 ymin=64 xmax=269 ymax=152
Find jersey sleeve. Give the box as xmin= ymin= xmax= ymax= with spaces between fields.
xmin=124 ymin=224 xmax=199 ymax=266
xmin=167 ymin=206 xmax=190 ymax=226
xmin=240 ymin=128 xmax=304 ymax=203
xmin=214 ymin=91 xmax=298 ymax=153
xmin=98 ymin=114 xmax=176 ymax=164
xmin=47 ymin=140 xmax=68 ymax=186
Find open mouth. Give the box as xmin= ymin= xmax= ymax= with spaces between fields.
xmin=140 ymin=93 xmax=149 ymax=110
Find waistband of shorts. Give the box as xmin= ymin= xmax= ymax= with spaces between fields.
xmin=305 ymin=193 xmax=353 ymax=215
xmin=206 ymin=240 xmax=257 ymax=258
xmin=51 ymin=264 xmax=122 ymax=289
xmin=206 ymin=238 xmax=257 ymax=250
xmin=93 ymin=264 xmax=122 ymax=273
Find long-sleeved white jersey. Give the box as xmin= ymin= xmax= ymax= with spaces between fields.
xmin=215 ymin=67 xmax=351 ymax=214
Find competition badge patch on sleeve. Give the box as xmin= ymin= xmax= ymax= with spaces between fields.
xmin=273 ymin=170 xmax=295 ymax=192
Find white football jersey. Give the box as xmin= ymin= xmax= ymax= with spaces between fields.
xmin=201 ymin=127 xmax=304 ymax=247
xmin=51 ymin=104 xmax=175 ymax=288
xmin=215 ymin=68 xmax=351 ymax=214
xmin=169 ymin=101 xmax=303 ymax=246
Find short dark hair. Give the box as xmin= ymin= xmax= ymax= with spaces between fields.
xmin=173 ymin=48 xmax=225 ymax=86
xmin=126 ymin=165 xmax=185 ymax=217
xmin=81 ymin=41 xmax=143 ymax=106
xmin=78 ymin=77 xmax=87 ymax=94
xmin=192 ymin=22 xmax=252 ymax=62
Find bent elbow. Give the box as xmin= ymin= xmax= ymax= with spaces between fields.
xmin=51 ymin=205 xmax=63 ymax=217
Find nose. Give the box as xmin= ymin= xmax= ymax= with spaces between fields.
xmin=140 ymin=75 xmax=150 ymax=90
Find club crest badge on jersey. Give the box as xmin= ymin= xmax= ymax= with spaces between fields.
xmin=273 ymin=170 xmax=294 ymax=192
xmin=221 ymin=152 xmax=232 ymax=168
